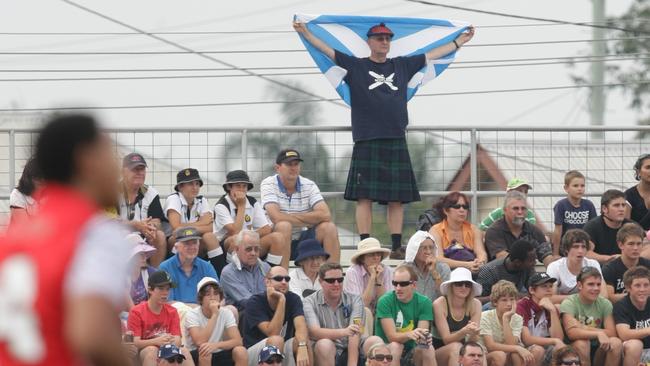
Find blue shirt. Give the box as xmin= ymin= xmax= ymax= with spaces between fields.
xmin=159 ymin=254 xmax=218 ymax=303
xmin=221 ymin=259 xmax=270 ymax=306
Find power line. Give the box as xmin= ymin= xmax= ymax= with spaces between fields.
xmin=2 ymin=80 xmax=648 ymax=112
xmin=405 ymin=0 xmax=649 ymax=35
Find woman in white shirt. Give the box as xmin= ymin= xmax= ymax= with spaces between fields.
xmin=546 ymin=229 xmax=607 ymax=303
xmin=9 ymin=158 xmax=43 ymax=226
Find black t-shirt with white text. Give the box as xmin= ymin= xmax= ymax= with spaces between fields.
xmin=613 ymin=295 xmax=650 ymax=348
xmin=603 ymin=257 xmax=650 ymax=294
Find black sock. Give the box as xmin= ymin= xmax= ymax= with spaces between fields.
xmin=391 ymin=234 xmax=402 ymax=250
xmin=209 ymin=255 xmax=227 ymax=278
xmin=360 ymin=233 xmax=370 ymax=240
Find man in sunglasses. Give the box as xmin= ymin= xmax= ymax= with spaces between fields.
xmin=375 ymin=265 xmax=436 ymax=366
xmin=485 ymin=190 xmax=556 ymax=267
xmin=257 ymin=345 xmax=284 ymax=366
xmin=243 ymin=266 xmax=312 ymax=366
xmin=303 ymin=262 xmax=384 ymax=366
xmin=157 ymin=344 xmax=188 ymax=365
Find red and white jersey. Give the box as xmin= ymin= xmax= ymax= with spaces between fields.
xmin=0 ymin=185 xmax=129 ymax=366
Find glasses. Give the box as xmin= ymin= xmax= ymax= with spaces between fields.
xmin=371 ymin=354 xmax=394 ymax=362
xmin=271 ymin=275 xmax=291 ymax=283
xmin=559 ymin=360 xmax=581 ymax=366
xmin=322 ymin=277 xmax=344 ymax=284
xmin=449 ymin=203 xmax=470 ymax=210
xmin=452 ymin=281 xmax=473 ymax=288
xmin=244 ymin=246 xmax=260 ymax=252
xmin=392 ymin=280 xmax=413 ymax=288
xmin=263 ymin=357 xmax=283 ymax=364
xmin=165 ymin=356 xmax=185 ymax=364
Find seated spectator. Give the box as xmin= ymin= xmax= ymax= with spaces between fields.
xmin=214 ymin=170 xmax=290 ymax=269
xmin=480 ymin=280 xmax=541 ymax=366
xmin=458 ymin=341 xmax=485 ymax=366
xmin=547 ymin=229 xmax=606 ymax=303
xmin=429 ymin=192 xmax=487 ymax=274
xmin=158 ymin=344 xmax=192 ymax=366
xmin=159 ymin=227 xmax=218 ymax=305
xmin=485 ymin=190 xmax=556 ymax=266
xmin=127 ymin=233 xmax=158 ymax=309
xmin=116 ymin=152 xmax=167 ymax=267
xmin=479 ymin=178 xmax=536 ymax=231
xmin=613 ymin=266 xmax=650 ymax=366
xmin=517 ymin=273 xmax=566 ymax=365
xmin=404 ymin=231 xmax=451 ymax=301
xmin=185 ymin=277 xmax=247 ymax=366
xmin=303 ymin=262 xmax=384 ymax=366
xmin=552 ymin=170 xmax=597 ymax=256
xmin=166 ymin=168 xmax=225 ymax=274
xmin=583 ymin=189 xmax=631 ymax=264
xmin=551 ymin=346 xmax=582 ymax=366
xmin=343 ymin=238 xmax=393 ymax=313
xmin=243 ymin=266 xmax=312 ymax=366
xmin=261 ymin=148 xmax=340 ymax=263
xmin=375 ymin=264 xmax=435 ymax=366
xmin=431 ymin=267 xmax=482 ymax=366
xmin=256 ymin=345 xmax=284 ymax=366
xmin=476 ymin=239 xmax=537 ymax=301
xmin=8 ymin=157 xmax=43 ymax=226
xmin=221 ymin=230 xmax=270 ymax=308
xmin=365 ymin=343 xmax=392 ymax=366
xmin=289 ymin=239 xmax=328 ymax=299
xmin=127 ymin=270 xmax=194 ymax=366
xmin=560 ymin=266 xmax=622 ymax=366
xmin=603 ymin=222 xmax=650 ymax=303
xmin=626 ymin=153 xmax=650 ymax=230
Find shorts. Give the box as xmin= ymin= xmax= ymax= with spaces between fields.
xmin=290 ymin=227 xmax=316 ymax=260
xmin=247 ymin=337 xmax=295 ymax=366
xmin=190 ymin=349 xmax=233 ymax=366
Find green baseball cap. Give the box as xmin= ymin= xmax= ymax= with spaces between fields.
xmin=507 ymin=177 xmax=532 ymax=191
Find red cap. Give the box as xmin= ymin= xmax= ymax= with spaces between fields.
xmin=367 ymin=23 xmax=394 ymax=38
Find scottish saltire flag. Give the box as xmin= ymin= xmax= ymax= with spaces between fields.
xmin=294 ymin=14 xmax=471 ymax=105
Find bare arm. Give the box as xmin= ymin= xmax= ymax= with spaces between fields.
xmin=193 ymin=213 xmax=214 ymax=234
xmin=258 ymin=296 xmax=286 ymax=336
xmin=293 ymin=201 xmax=332 ymax=226
xmin=603 ymin=314 xmax=618 ymax=338
xmin=257 ymin=225 xmax=273 ymax=237
xmin=203 ymin=326 xmax=243 ymax=351
xmin=562 ymin=313 xmax=605 ymax=340
xmin=380 ymin=318 xmax=412 ymax=344
xmin=616 ymin=323 xmax=650 ymax=341
xmin=265 ymin=203 xmax=306 ymax=226
xmin=606 ymin=285 xmax=625 ymax=303
xmin=294 ymin=315 xmax=310 ymax=344
xmin=425 ymin=26 xmax=474 ymax=60
xmin=551 ymin=224 xmax=562 ymax=256
xmin=483 ymin=334 xmax=524 ymax=353
xmin=293 ymin=21 xmax=335 ymax=61
xmin=167 ymin=210 xmax=183 ymax=230
xmin=472 ymin=227 xmax=487 ymax=264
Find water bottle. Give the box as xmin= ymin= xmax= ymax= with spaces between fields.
xmin=396 ymin=310 xmax=403 ymax=329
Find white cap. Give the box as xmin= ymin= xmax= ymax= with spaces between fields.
xmin=196 ymin=277 xmax=219 ymax=294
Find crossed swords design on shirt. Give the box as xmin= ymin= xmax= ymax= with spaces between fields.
xmin=368 ymin=71 xmax=398 ymax=91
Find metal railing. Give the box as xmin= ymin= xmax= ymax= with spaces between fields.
xmin=1 ymin=125 xmax=648 ymax=248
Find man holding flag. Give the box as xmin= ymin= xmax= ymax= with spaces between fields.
xmin=294 ymin=17 xmax=474 ymax=258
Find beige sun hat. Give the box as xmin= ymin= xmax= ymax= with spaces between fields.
xmin=350 ymin=237 xmax=391 ymax=265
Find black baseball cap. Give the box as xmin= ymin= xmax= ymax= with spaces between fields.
xmin=123 ymin=153 xmax=147 ymax=169
xmin=175 ymin=168 xmax=203 ymax=191
xmin=276 ymin=149 xmax=303 ymax=164
xmin=148 ymin=270 xmax=175 ymax=288
xmin=528 ymin=272 xmax=557 ymax=288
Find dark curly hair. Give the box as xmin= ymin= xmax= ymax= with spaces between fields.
xmin=434 ymin=191 xmax=470 ymax=220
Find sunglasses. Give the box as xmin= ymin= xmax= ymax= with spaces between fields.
xmin=322 ymin=277 xmax=344 ymax=284
xmin=452 ymin=281 xmax=473 ymax=288
xmin=263 ymin=357 xmax=283 ymax=364
xmin=392 ymin=280 xmax=413 ymax=288
xmin=371 ymin=35 xmax=392 ymax=42
xmin=371 ymin=354 xmax=394 ymax=362
xmin=165 ymin=356 xmax=185 ymax=364
xmin=271 ymin=275 xmax=291 ymax=283
xmin=559 ymin=360 xmax=580 ymax=366
xmin=449 ymin=203 xmax=470 ymax=210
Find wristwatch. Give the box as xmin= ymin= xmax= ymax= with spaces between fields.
xmin=298 ymin=341 xmax=307 ymax=348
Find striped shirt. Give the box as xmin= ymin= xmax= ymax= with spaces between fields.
xmin=302 ymin=290 xmax=365 ymax=350
xmin=260 ymin=175 xmax=324 ymax=231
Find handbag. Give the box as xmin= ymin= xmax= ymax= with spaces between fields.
xmin=443 ymin=240 xmax=476 ymax=262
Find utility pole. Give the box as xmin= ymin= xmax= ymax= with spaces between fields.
xmin=590 ymin=0 xmax=606 ymax=139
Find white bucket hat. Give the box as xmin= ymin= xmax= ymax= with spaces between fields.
xmin=440 ymin=267 xmax=482 ymax=297
xmin=350 ymin=238 xmax=391 ymax=265
xmin=405 ymin=230 xmax=437 ymax=263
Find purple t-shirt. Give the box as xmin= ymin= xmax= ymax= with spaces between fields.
xmin=553 ymin=198 xmax=597 ymax=237
xmin=130 ymin=266 xmax=157 ymax=305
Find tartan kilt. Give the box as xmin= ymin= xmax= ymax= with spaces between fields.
xmin=344 ymin=138 xmax=420 ymax=204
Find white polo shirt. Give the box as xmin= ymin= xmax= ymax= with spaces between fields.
xmin=117 ymin=185 xmax=162 ymax=222
xmin=213 ymin=194 xmax=270 ymax=241
xmin=164 ymin=192 xmax=211 ymax=224
xmin=260 ymin=174 xmax=325 ymax=232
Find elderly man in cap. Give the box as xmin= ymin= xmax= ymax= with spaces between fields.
xmin=157 ymin=344 xmax=193 ymax=366
xmin=257 ymin=345 xmax=284 ymax=366
xmin=294 ymin=21 xmax=474 ymax=260
xmin=185 ymin=277 xmax=247 ymax=366
xmin=166 ymin=168 xmax=225 ymax=275
xmin=215 ymin=169 xmax=291 ymax=269
xmin=479 ymin=177 xmax=538 ymax=231
xmin=289 ymin=239 xmax=329 ymax=299
xmin=261 ymin=148 xmax=340 ymax=264
xmin=159 ymin=227 xmax=219 ymax=305
xmin=116 ymin=152 xmax=167 ymax=266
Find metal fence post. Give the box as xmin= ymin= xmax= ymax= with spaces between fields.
xmin=8 ymin=130 xmax=15 ymax=193
xmin=470 ymin=128 xmax=478 ymax=225
xmin=241 ymin=129 xmax=248 ymax=171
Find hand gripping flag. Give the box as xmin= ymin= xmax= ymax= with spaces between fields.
xmin=294 ymin=14 xmax=471 ymax=106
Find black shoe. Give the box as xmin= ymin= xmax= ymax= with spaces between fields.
xmin=389 ymin=247 xmax=406 ymax=260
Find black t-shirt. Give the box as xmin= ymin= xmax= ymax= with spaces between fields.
xmin=335 ymin=50 xmax=426 ymax=142
xmin=243 ymin=291 xmax=304 ymax=347
xmin=625 ymin=186 xmax=650 ymax=230
xmin=582 ymin=216 xmax=632 ymax=255
xmin=613 ymin=295 xmax=650 ymax=348
xmin=603 ymin=257 xmax=650 ymax=293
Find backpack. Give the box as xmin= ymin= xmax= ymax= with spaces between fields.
xmin=216 ymin=194 xmax=257 ymax=212
xmin=416 ymin=209 xmax=442 ymax=232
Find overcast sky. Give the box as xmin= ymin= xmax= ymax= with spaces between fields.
xmin=0 ymin=0 xmax=641 ymax=129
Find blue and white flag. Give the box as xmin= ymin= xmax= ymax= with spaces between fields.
xmin=294 ymin=14 xmax=470 ymax=105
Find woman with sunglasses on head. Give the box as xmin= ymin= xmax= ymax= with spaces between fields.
xmin=431 ymin=268 xmax=483 ymax=366
xmin=344 ymin=237 xmax=394 ymax=313
xmin=429 ymin=192 xmax=487 ymax=275
xmin=365 ymin=343 xmax=393 ymax=366
xmin=551 ymin=346 xmax=582 ymax=366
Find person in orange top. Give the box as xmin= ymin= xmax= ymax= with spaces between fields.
xmin=429 ymin=192 xmax=487 ymax=275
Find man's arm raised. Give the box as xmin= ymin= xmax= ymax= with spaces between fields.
xmin=425 ymin=26 xmax=474 ymax=61
xmin=293 ymin=21 xmax=335 ymax=61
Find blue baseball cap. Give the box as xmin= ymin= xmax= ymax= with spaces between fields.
xmin=258 ymin=345 xmax=284 ymax=363
xmin=157 ymin=344 xmax=185 ymax=361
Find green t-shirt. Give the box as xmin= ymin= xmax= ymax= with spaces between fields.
xmin=375 ymin=291 xmax=434 ymax=351
xmin=479 ymin=207 xmax=536 ymax=231
xmin=560 ymin=294 xmax=612 ymax=330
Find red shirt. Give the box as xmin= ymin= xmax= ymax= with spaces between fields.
xmin=0 ymin=185 xmax=97 ymax=366
xmin=128 ymin=302 xmax=181 ymax=340
xmin=516 ymin=296 xmax=551 ymax=338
